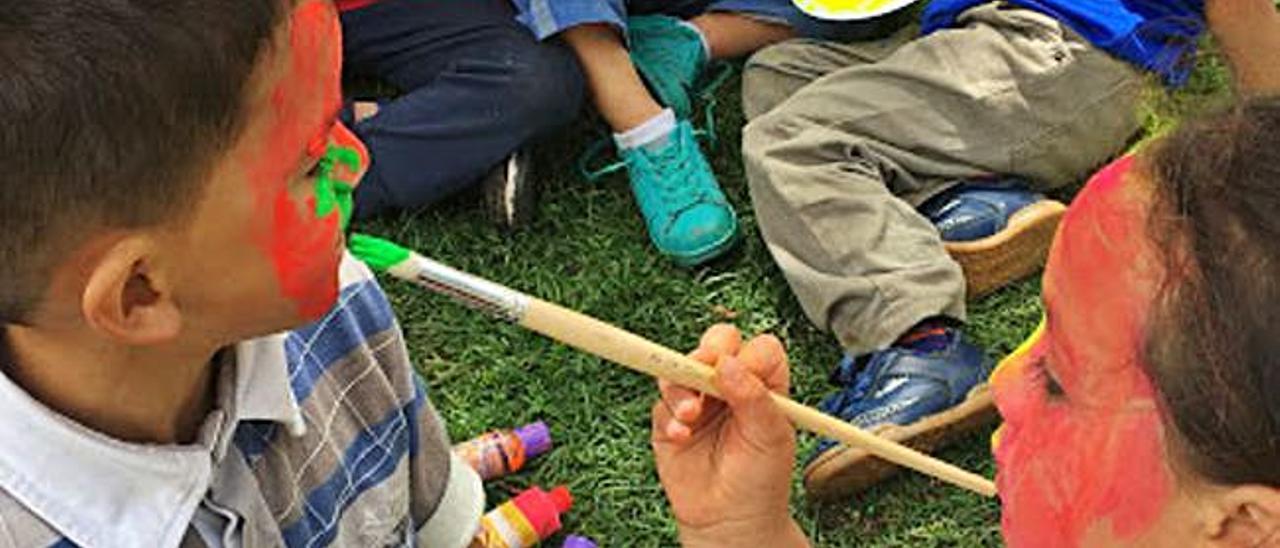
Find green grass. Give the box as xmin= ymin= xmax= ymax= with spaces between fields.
xmin=357 ymin=43 xmax=1232 ymax=547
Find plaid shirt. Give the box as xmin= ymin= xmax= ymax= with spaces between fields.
xmin=0 ymin=254 xmax=482 ymax=548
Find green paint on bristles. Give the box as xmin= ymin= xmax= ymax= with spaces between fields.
xmin=349 ymin=233 xmax=412 ymax=273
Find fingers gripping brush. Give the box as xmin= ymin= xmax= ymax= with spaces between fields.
xmin=349 ymin=234 xmax=998 ymax=497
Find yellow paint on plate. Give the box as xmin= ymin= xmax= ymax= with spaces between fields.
xmin=794 ymin=0 xmax=906 ymax=19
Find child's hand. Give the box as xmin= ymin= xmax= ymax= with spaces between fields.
xmin=651 ymin=324 xmax=809 ymax=548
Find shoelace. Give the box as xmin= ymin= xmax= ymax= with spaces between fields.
xmin=697 ymin=62 xmax=735 ymax=149
xmin=577 ymin=62 xmax=737 ymax=183
xmin=644 ymin=133 xmax=707 ymax=216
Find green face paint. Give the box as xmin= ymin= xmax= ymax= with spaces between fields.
xmin=313 ymin=143 xmax=364 ymax=230
xmin=349 ymin=233 xmax=411 ymax=272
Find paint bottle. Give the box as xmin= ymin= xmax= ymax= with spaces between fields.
xmin=472 ymin=485 xmax=573 ymax=548
xmin=453 ymin=421 xmax=552 ymax=481
xmin=562 ymin=535 xmax=597 ymax=548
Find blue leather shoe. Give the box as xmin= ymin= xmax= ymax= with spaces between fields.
xmin=919 ymin=178 xmax=1067 ymax=298
xmin=803 ymin=329 xmax=998 ymax=499
xmin=919 ymin=177 xmax=1046 ymax=242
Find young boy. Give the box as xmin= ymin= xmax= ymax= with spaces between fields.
xmin=510 ymin=1 xmax=815 ymax=266
xmin=739 ymin=0 xmax=1280 ymax=499
xmin=337 ymin=0 xmax=585 ymax=229
xmin=0 ymin=1 xmax=481 ymax=546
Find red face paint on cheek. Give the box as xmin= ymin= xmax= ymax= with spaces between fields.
xmin=992 ymin=157 xmax=1175 ymax=548
xmin=239 ymin=1 xmax=348 ymax=319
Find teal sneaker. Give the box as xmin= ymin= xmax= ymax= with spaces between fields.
xmin=627 ymin=15 xmax=707 ymax=120
xmin=622 ymin=120 xmax=739 ymax=266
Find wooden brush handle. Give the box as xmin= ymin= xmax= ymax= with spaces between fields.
xmin=520 ymin=299 xmax=997 ymax=498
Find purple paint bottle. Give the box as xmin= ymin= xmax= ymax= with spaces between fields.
xmin=562 ymin=535 xmax=598 ymax=548
xmin=453 ymin=421 xmax=552 ymax=480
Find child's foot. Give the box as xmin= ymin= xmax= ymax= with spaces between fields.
xmin=627 ymin=15 xmax=709 ymax=120
xmin=919 ymin=178 xmax=1067 ymax=299
xmin=803 ymin=321 xmax=997 ymax=499
xmin=621 ymin=119 xmax=739 ymax=266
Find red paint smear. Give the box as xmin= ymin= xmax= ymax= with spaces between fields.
xmin=993 ymin=157 xmax=1174 ymax=547
xmin=241 ymin=0 xmax=352 ymax=320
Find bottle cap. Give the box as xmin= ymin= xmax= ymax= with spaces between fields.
xmin=511 ymin=486 xmax=573 ymax=539
xmin=562 ymin=535 xmax=597 ymax=548
xmin=515 ymin=421 xmax=553 ymax=458
xmin=548 ymin=485 xmax=573 ymax=513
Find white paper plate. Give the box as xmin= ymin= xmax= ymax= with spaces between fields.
xmin=792 ymin=0 xmax=921 ymax=21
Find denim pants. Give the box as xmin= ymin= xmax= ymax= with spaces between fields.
xmin=341 ymin=0 xmax=585 ymax=220
xmin=511 ymin=0 xmax=808 ymax=40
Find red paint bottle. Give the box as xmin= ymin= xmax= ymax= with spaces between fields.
xmin=472 ymin=485 xmax=573 ymax=548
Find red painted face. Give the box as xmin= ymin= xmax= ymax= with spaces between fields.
xmin=238 ymin=0 xmax=369 ymax=320
xmin=992 ymin=157 xmax=1174 ymax=547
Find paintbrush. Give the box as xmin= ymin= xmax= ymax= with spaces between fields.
xmin=349 ymin=233 xmax=997 ymax=498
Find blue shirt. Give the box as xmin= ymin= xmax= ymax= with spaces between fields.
xmin=922 ymin=0 xmax=1206 ymax=86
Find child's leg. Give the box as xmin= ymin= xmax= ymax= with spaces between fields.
xmin=742 ymin=4 xmax=1144 ymax=497
xmin=746 ymin=7 xmax=1144 ymax=356
xmin=742 ymin=23 xmax=915 ymax=119
xmin=510 ymin=0 xmax=742 ymax=266
xmin=561 ymin=22 xmax=738 ymax=266
xmin=688 ymin=12 xmax=793 ymax=59
xmin=558 ymin=14 xmax=793 ymax=131
xmin=341 ymin=0 xmax=584 ymax=220
xmin=561 ymin=24 xmax=664 ymax=132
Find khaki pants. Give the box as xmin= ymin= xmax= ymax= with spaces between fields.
xmin=742 ymin=2 xmax=1143 ymax=355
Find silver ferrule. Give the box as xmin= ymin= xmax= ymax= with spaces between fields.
xmin=388 ymin=255 xmax=530 ymax=323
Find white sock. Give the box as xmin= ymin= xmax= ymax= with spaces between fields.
xmin=613 ymin=109 xmax=678 ymax=152
xmin=678 ymin=20 xmax=711 ymax=60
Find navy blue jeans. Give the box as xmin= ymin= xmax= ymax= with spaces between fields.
xmin=341 ymin=0 xmax=585 ymax=220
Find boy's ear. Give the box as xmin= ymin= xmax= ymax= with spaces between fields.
xmin=1202 ymin=485 xmax=1280 ymax=546
xmin=80 ymin=237 xmax=182 ymax=345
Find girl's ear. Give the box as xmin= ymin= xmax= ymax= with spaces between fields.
xmin=1202 ymin=485 xmax=1280 ymax=547
xmin=81 ymin=237 xmax=182 ymax=345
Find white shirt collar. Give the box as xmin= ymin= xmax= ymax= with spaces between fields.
xmin=0 ymin=335 xmax=303 ymax=548
xmin=225 ymin=334 xmax=308 ymax=444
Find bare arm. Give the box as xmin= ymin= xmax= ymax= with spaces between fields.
xmin=1207 ymin=0 xmax=1280 ymax=94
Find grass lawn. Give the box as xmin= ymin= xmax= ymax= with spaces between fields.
xmin=357 ymin=39 xmax=1233 ymax=546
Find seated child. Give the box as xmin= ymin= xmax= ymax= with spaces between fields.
xmin=653 ymin=96 xmax=1280 ymax=547
xmin=738 ymin=0 xmax=1278 ymax=498
xmin=0 ymin=1 xmax=481 ymax=546
xmin=336 ymin=0 xmax=585 ymax=229
xmin=510 ymin=0 xmax=818 ymax=266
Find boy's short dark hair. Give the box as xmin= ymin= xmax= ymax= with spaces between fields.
xmin=0 ymin=0 xmax=284 ymax=323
